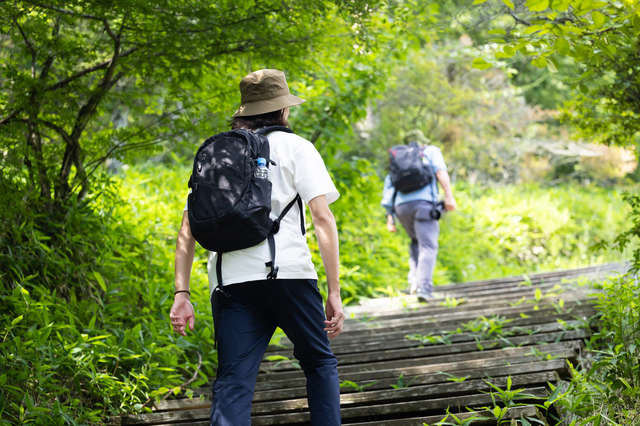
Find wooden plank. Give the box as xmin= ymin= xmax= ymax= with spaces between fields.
xmin=251 ymin=387 xmax=549 ymax=425
xmin=434 ymin=263 xmax=622 ymax=291
xmin=339 ymin=303 xmax=594 ymax=337
xmin=126 ymin=384 xmax=550 ymax=425
xmin=339 ymin=297 xmax=590 ymax=335
xmin=266 ymin=304 xmax=595 ymax=352
xmin=260 ymin=330 xmax=586 ymax=374
xmin=143 ymin=373 xmax=555 ymax=422
xmin=252 ymin=372 xmax=556 ymax=414
xmin=257 ymin=338 xmax=583 ymax=380
xmin=264 ymin=319 xmax=588 ymax=358
xmin=346 ymin=405 xmax=541 ymax=425
xmin=341 ymin=288 xmax=590 ymax=327
xmin=155 ymin=359 xmax=563 ymax=410
xmin=254 ymin=342 xmax=579 ymax=390
xmin=140 ymin=405 xmax=541 ymax=426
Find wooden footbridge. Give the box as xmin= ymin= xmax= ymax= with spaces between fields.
xmin=121 ymin=263 xmax=623 ymax=425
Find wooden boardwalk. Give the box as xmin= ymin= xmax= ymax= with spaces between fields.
xmin=122 ymin=263 xmax=623 ymax=425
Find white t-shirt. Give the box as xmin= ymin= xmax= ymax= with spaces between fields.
xmin=185 ymin=130 xmax=339 ymax=297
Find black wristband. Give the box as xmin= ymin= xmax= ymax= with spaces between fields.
xmin=174 ymin=290 xmax=190 ymax=296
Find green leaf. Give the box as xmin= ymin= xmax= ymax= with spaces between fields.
xmin=526 ymin=0 xmax=549 ymax=12
xmin=555 ymin=37 xmax=570 ymax=55
xmin=531 ymin=56 xmax=548 ymax=68
xmin=495 ymin=46 xmax=516 ymax=59
xmin=591 ymin=11 xmax=606 ymax=29
xmin=473 ymin=0 xmax=489 ymax=4
xmin=523 ymin=25 xmax=547 ymax=35
xmin=93 ymin=271 xmax=107 ymax=292
xmin=11 ymin=315 xmax=24 ymax=326
xmin=502 ymin=0 xmax=515 ymax=10
xmin=554 ymin=0 xmax=571 ymax=12
xmin=472 ymin=58 xmax=492 ymax=70
xmin=493 ymin=405 xmax=502 ymax=418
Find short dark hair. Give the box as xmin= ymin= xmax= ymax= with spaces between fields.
xmin=231 ymin=109 xmax=288 ymax=130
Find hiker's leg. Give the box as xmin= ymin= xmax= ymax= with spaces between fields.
xmin=415 ymin=204 xmax=440 ymax=297
xmin=273 ymin=279 xmax=341 ymax=426
xmin=210 ymin=283 xmax=275 ymax=426
xmin=409 ymin=241 xmax=419 ymax=293
xmin=395 ymin=202 xmax=420 ymax=293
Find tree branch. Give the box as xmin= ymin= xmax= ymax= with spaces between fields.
xmin=38 ymin=119 xmax=72 ymax=144
xmin=13 ymin=18 xmax=36 ymax=58
xmin=24 ymin=1 xmax=105 ymax=21
xmin=13 ymin=18 xmax=37 ymax=78
xmin=508 ymin=11 xmax=531 ymax=26
xmin=45 ymin=47 xmax=136 ymax=92
xmin=0 ymin=110 xmax=22 ymax=126
xmin=102 ymin=19 xmax=117 ymax=42
xmin=59 ymin=23 xmax=124 ymax=199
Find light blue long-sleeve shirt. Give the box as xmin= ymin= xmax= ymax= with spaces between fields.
xmin=381 ymin=145 xmax=447 ymax=215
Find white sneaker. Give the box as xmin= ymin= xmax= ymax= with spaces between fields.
xmin=417 ymin=292 xmax=433 ymax=302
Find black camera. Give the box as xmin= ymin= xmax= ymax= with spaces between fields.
xmin=429 ymin=201 xmax=445 ymax=220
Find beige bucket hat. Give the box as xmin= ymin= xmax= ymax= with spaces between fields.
xmin=233 ymin=69 xmax=305 ymax=117
xmin=404 ymin=129 xmax=430 ymax=144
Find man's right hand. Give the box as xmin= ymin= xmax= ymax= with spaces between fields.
xmin=444 ymin=195 xmax=457 ymax=211
xmin=170 ymin=293 xmax=195 ymax=336
xmin=386 ymin=215 xmax=396 ymax=233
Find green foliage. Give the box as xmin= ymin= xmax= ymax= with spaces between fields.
xmin=438 ymin=182 xmax=630 ymax=283
xmin=476 ymin=0 xmax=640 ymax=147
xmin=339 ymin=380 xmax=376 ymax=392
xmin=358 ymin=42 xmax=545 ymax=185
xmin=548 ymin=274 xmax=640 ymax=424
xmin=0 ymin=170 xmax=215 ymax=423
xmin=308 ymin=159 xmax=412 ymax=303
xmin=0 ymin=0 xmax=387 ymax=206
xmin=611 ymin=193 xmax=640 ymax=273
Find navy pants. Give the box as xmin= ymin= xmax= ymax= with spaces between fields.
xmin=210 ymin=279 xmax=341 ymax=426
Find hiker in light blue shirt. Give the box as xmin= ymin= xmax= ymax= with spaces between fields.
xmin=381 ymin=129 xmax=457 ymax=300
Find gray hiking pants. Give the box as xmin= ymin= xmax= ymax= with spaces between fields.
xmin=395 ymin=200 xmax=439 ymax=296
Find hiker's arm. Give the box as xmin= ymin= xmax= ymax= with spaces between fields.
xmin=386 ymin=214 xmax=396 ymax=232
xmin=308 ymin=195 xmax=344 ymax=338
xmin=381 ymin=175 xmax=396 ymax=232
xmin=170 ymin=211 xmax=196 ymax=336
xmin=436 ymin=169 xmax=457 ymax=211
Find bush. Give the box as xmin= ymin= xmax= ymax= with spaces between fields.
xmin=0 ymin=173 xmax=215 ymax=424
xmin=551 ymin=274 xmax=640 ymax=424
xmin=307 ymin=159 xmax=630 ymax=301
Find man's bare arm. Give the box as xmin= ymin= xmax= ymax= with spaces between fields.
xmin=436 ymin=169 xmax=457 ymax=211
xmin=308 ymin=195 xmax=344 ymax=338
xmin=170 ymin=211 xmax=196 ymax=336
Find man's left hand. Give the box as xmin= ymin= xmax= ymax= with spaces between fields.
xmin=324 ymin=292 xmax=345 ymax=339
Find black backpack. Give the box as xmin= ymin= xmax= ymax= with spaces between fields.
xmin=388 ymin=141 xmax=433 ymax=193
xmin=187 ymin=125 xmax=304 ymax=286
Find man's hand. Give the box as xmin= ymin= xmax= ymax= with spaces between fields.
xmin=444 ymin=195 xmax=457 ymax=211
xmin=324 ymin=292 xmax=345 ymax=339
xmin=170 ymin=293 xmax=195 ymax=336
xmin=386 ymin=214 xmax=397 ymax=233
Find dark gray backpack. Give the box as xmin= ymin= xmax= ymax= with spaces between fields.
xmin=388 ymin=142 xmax=433 ymax=193
xmin=187 ymin=126 xmax=304 ymax=285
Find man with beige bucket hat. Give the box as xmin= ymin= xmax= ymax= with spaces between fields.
xmin=171 ymin=69 xmax=344 ymax=425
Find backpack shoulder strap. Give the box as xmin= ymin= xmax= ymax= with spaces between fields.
xmin=265 ymin=194 xmax=305 ymax=280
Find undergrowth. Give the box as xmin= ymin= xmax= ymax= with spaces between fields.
xmin=0 ymin=157 xmax=634 ymax=424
